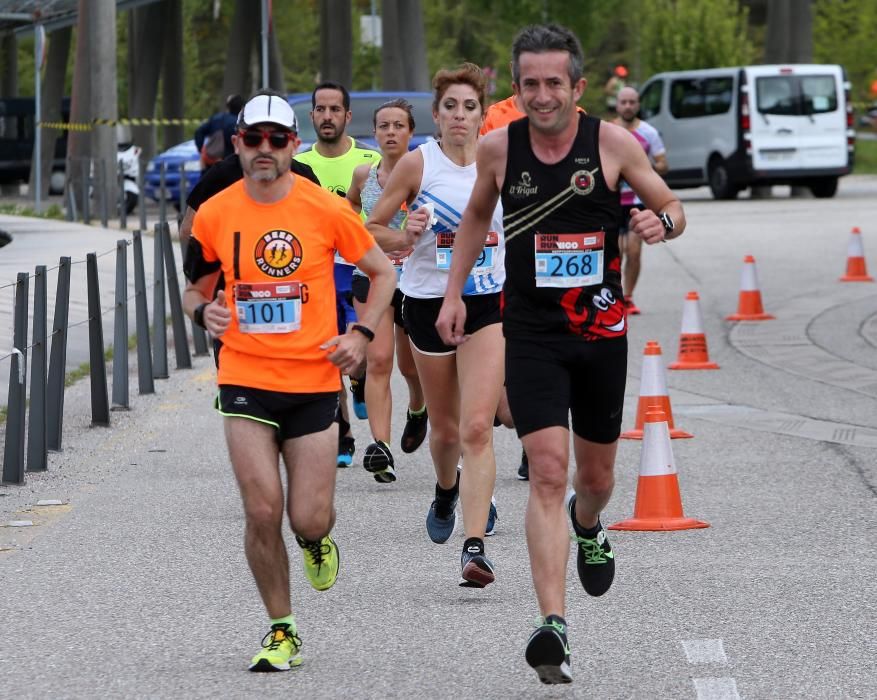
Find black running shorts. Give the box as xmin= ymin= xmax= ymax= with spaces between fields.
xmin=217 ymin=385 xmax=339 ymax=443
xmin=505 ymin=336 xmax=627 ymax=442
xmin=351 ymin=275 xmax=406 ymax=329
xmin=403 ymin=293 xmax=501 ymax=355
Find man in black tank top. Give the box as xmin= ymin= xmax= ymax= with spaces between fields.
xmin=435 ymin=24 xmax=687 ymax=685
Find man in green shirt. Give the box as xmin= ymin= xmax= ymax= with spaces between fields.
xmin=295 ymin=82 xmax=379 ymax=468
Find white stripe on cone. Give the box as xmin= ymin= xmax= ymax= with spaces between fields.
xmin=640 ymin=417 xmax=676 ymax=477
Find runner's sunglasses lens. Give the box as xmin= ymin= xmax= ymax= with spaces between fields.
xmin=240 ymin=130 xmax=292 ymax=148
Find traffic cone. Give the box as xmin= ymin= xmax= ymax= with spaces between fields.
xmin=726 ymin=255 xmax=775 ymax=321
xmin=839 ymin=227 xmax=873 ymax=282
xmin=621 ymin=341 xmax=693 ymax=440
xmin=668 ymin=291 xmax=719 ymax=370
xmin=609 ymin=408 xmax=709 ymax=532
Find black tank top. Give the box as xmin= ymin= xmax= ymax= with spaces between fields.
xmin=501 ymin=113 xmax=625 ymax=341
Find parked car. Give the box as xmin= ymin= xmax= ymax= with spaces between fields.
xmin=144 ymin=91 xmax=435 ymax=206
xmin=0 ymin=96 xmax=70 ymax=192
xmin=638 ymin=64 xmax=854 ymax=199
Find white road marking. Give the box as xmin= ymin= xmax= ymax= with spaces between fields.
xmin=693 ymin=677 xmax=741 ymax=700
xmin=682 ymin=639 xmax=729 ymax=664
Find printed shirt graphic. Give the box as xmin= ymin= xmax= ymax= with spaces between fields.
xmin=500 ymin=113 xmax=625 ymax=341
xmin=191 ymin=176 xmax=376 ymax=392
xmin=399 ymin=140 xmax=505 ymax=299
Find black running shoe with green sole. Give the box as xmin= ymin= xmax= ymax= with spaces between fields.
xmin=567 ymin=493 xmax=615 ymax=596
xmin=363 ymin=440 xmax=396 ymax=483
xmin=525 ymin=615 xmax=572 ymax=684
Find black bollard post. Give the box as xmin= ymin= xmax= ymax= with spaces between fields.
xmin=112 ymin=240 xmax=130 ymax=409
xmin=152 ymin=223 xmax=169 ymax=379
xmin=2 ymin=273 xmax=29 ymax=484
xmin=178 ymin=232 xmax=209 ymax=356
xmin=161 ymin=222 xmax=192 ymax=369
xmin=27 ymin=266 xmax=48 ymax=472
xmin=86 ymin=253 xmax=110 ymax=427
xmin=47 ymin=257 xmax=71 ymax=452
xmin=132 ymin=231 xmax=155 ymax=394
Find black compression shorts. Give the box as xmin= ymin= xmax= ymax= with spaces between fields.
xmin=403 ymin=293 xmax=501 ymax=355
xmin=351 ymin=275 xmax=405 ymax=329
xmin=505 ymin=335 xmax=627 ymax=442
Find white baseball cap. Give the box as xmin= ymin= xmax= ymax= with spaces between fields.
xmin=237 ymin=94 xmax=298 ymax=132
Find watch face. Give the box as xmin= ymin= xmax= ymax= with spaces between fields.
xmin=661 ymin=212 xmax=675 ymax=232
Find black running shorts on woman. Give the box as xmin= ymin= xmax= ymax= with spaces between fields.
xmin=500 ymin=114 xmax=626 ymax=438
xmin=404 ymin=293 xmax=501 ymax=355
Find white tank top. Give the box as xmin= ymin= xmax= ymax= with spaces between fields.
xmin=400 ymin=140 xmax=505 ymax=299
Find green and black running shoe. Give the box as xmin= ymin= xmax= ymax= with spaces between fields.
xmin=567 ymin=493 xmax=615 ymax=596
xmin=525 ymin=615 xmax=572 ymax=684
xmin=249 ymin=623 xmax=302 ymax=672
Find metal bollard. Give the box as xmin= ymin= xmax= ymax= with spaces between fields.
xmin=112 ymin=240 xmax=130 ymax=409
xmin=158 ymin=161 xmax=167 ymax=227
xmin=132 ymin=231 xmax=154 ymax=394
xmin=86 ymin=253 xmax=110 ymax=427
xmin=138 ymin=162 xmax=147 ymax=232
xmin=99 ymin=158 xmax=109 ymax=229
xmin=47 ymin=257 xmax=71 ymax=451
xmin=118 ymin=157 xmax=127 ymax=230
xmin=81 ymin=158 xmax=91 ymax=225
xmin=152 ymin=223 xmax=169 ymax=379
xmin=2 ymin=273 xmax=29 ymax=484
xmin=178 ymin=233 xmax=209 ymax=357
xmin=161 ymin=222 xmax=192 ymax=369
xmin=27 ymin=266 xmax=48 ymax=472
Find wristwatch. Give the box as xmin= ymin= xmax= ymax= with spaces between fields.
xmin=659 ymin=211 xmax=675 ymax=238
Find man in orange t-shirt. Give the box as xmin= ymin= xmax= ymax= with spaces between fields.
xmin=183 ymin=94 xmax=395 ymax=672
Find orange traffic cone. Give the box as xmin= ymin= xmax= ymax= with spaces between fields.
xmin=839 ymin=227 xmax=873 ymax=282
xmin=621 ymin=341 xmax=693 ymax=440
xmin=609 ymin=408 xmax=709 ymax=532
xmin=668 ymin=291 xmax=719 ymax=370
xmin=726 ymin=255 xmax=775 ymax=321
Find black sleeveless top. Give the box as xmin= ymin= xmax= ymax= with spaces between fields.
xmin=501 ymin=113 xmax=625 ymax=341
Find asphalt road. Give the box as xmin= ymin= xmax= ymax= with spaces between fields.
xmin=1 ymin=177 xmax=876 ymax=699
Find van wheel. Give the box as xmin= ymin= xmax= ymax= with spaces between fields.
xmin=708 ymin=159 xmax=737 ymax=200
xmin=809 ymin=177 xmax=838 ymax=198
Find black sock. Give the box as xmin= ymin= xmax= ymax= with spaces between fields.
xmin=335 ymin=406 xmax=350 ymax=439
xmin=463 ymin=536 xmax=484 ymax=554
xmin=544 ymin=614 xmax=567 ymax=631
xmin=436 ymin=470 xmax=460 ymax=498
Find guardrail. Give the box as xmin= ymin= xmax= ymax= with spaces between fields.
xmin=1 ymin=221 xmax=209 ymax=484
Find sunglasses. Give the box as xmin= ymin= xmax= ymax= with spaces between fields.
xmin=239 ymin=129 xmax=294 ymax=149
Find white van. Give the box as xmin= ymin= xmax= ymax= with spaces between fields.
xmin=637 ymin=64 xmax=855 ymax=199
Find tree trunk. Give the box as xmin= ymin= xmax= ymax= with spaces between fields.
xmin=161 ymin=0 xmax=185 ymax=150
xmin=268 ymin=19 xmax=286 ymax=92
xmin=320 ymin=0 xmax=352 ymax=86
xmin=29 ymin=27 xmax=71 ymax=200
xmin=1 ymin=32 xmax=17 ymax=96
xmin=221 ymin=0 xmax=257 ymax=109
xmin=127 ymin=4 xmax=164 ymax=161
xmin=68 ymin=0 xmax=118 ymax=215
xmin=398 ymin=0 xmax=430 ymax=90
xmin=765 ymin=0 xmax=812 ymax=63
xmin=381 ymin=0 xmax=403 ymax=90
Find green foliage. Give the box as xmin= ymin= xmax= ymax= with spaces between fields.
xmin=634 ymin=0 xmax=756 ymax=76
xmin=814 ymin=0 xmax=877 ymax=106
xmin=853 ymin=137 xmax=877 ymax=174
xmin=0 ymin=202 xmax=64 ymax=219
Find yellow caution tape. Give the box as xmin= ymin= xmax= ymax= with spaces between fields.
xmin=38 ymin=116 xmax=205 ymax=130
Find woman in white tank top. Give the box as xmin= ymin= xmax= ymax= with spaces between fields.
xmin=366 ymin=64 xmax=505 ymax=588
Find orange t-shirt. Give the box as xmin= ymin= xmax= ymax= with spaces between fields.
xmin=480 ymin=95 xmax=587 ymax=135
xmin=192 ymin=176 xmax=376 ymax=393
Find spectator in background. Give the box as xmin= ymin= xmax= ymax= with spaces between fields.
xmin=603 ymin=64 xmax=628 ymax=114
xmin=194 ymin=94 xmax=244 ymax=170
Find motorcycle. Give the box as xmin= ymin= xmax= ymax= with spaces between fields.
xmin=117 ymin=142 xmax=141 ymax=215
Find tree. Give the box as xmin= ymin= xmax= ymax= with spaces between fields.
xmin=813 ymin=0 xmax=877 ymax=106
xmin=127 ymin=3 xmax=164 ymax=160
xmin=320 ymin=0 xmax=352 ymax=86
xmin=765 ymin=0 xmax=812 ymax=63
xmin=634 ymin=0 xmax=756 ymax=76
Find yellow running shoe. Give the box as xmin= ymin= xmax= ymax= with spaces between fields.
xmin=296 ymin=534 xmax=340 ymax=591
xmin=249 ymin=623 xmax=302 ymax=672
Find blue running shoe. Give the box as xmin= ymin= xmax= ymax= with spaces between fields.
xmin=485 ymin=497 xmax=498 ymax=537
xmin=337 ymin=436 xmax=355 ymax=468
xmin=349 ymin=375 xmax=368 ymax=420
xmin=426 ymin=481 xmax=459 ymax=544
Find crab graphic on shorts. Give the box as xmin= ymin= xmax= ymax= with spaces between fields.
xmin=560 ymin=286 xmax=626 ymax=340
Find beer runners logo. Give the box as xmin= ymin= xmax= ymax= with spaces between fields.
xmin=571 ymin=168 xmax=598 ymax=196
xmin=255 ymin=230 xmax=303 ymax=277
xmin=509 ymin=170 xmax=539 ymax=198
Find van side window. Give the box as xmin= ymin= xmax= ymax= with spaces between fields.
xmin=704 ymin=78 xmax=733 ymax=115
xmin=670 ymin=80 xmax=706 ymax=119
xmin=639 ymin=81 xmax=662 ymax=119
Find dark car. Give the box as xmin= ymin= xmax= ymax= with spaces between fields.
xmin=144 ymin=91 xmax=435 ymax=206
xmin=0 ymin=97 xmax=70 ymax=191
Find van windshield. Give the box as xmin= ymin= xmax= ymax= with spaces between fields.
xmin=756 ymin=75 xmax=837 ymax=116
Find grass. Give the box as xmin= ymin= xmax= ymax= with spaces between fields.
xmin=854 ymin=136 xmax=877 ymax=174
xmin=0 ymin=203 xmax=65 ymax=219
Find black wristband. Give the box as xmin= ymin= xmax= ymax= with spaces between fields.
xmin=351 ymin=324 xmax=375 ymax=342
xmin=193 ymin=302 xmax=208 ymax=329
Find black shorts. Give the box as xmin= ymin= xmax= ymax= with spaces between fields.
xmin=217 ymin=385 xmax=338 ymax=443
xmin=403 ymin=293 xmax=501 ymax=355
xmin=351 ymin=275 xmax=405 ymax=329
xmin=505 ymin=335 xmax=627 ymax=442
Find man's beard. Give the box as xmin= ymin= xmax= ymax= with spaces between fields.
xmin=318 ymin=124 xmax=343 ymax=145
xmin=244 ymin=154 xmax=286 ymax=182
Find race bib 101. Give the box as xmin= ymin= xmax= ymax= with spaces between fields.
xmin=235 ymin=281 xmax=302 ymax=334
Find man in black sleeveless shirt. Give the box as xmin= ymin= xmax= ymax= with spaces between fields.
xmin=436 ymin=24 xmax=686 ymax=685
